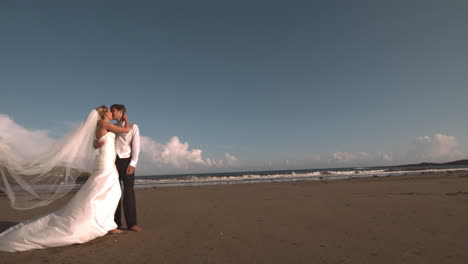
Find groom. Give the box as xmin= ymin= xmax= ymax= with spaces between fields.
xmin=110 ymin=104 xmax=142 ymax=232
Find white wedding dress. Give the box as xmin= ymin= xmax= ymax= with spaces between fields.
xmin=0 ymin=132 xmax=121 ymax=252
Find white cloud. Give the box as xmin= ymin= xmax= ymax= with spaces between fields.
xmin=328 ymin=151 xmax=393 ymax=166
xmin=311 ymin=155 xmax=322 ymax=161
xmin=0 ymin=113 xmax=238 ymax=175
xmin=2 ymin=113 xmax=464 ymax=174
xmin=138 ymin=136 xmax=239 ymax=174
xmin=326 ymin=133 xmax=464 ymax=167
xmin=224 ymin=153 xmax=239 ymax=166
xmin=0 ymin=114 xmax=54 ymax=158
xmin=408 ymin=133 xmax=463 ymax=162
xmin=331 ymin=152 xmax=369 ymax=162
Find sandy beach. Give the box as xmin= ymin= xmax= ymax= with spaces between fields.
xmin=1 ymin=171 xmax=468 ymax=263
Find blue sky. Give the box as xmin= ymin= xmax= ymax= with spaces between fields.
xmin=1 ymin=1 xmax=468 ymax=175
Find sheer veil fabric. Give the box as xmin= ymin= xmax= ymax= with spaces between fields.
xmin=0 ymin=110 xmax=122 ymax=252
xmin=0 ymin=110 xmax=98 ymax=209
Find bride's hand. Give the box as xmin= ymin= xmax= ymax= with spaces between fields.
xmin=122 ymin=112 xmax=128 ymax=122
xmin=93 ymin=139 xmax=105 ymax=149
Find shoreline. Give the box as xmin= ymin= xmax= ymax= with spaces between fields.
xmin=134 ymin=167 xmax=468 ymax=188
xmin=1 ymin=171 xmax=468 ymax=263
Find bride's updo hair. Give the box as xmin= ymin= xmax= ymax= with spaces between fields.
xmin=95 ymin=105 xmax=109 ymax=120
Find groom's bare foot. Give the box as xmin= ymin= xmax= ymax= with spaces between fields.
xmin=129 ymin=225 xmax=142 ymax=232
xmin=108 ymin=229 xmax=123 ymax=234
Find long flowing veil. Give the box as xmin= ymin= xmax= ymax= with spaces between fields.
xmin=0 ymin=110 xmax=98 ymax=210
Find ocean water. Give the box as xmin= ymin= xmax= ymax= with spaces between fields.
xmin=134 ymin=165 xmax=468 ymax=189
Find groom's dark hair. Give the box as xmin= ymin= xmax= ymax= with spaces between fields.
xmin=110 ymin=104 xmax=126 ymax=113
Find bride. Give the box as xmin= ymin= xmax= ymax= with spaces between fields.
xmin=0 ymin=106 xmax=130 ymax=252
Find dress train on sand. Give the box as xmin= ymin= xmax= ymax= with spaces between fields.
xmin=0 ymin=132 xmax=121 ymax=252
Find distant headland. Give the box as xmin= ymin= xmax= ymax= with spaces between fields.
xmin=388 ymin=159 xmax=468 ymax=168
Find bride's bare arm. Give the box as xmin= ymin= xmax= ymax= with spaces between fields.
xmin=102 ymin=114 xmax=131 ymax=134
xmin=102 ymin=123 xmax=130 ymax=134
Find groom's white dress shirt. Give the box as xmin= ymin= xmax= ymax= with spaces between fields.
xmin=115 ymin=121 xmax=140 ymax=168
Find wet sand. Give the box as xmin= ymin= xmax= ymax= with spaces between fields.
xmin=1 ymin=171 xmax=468 ymax=263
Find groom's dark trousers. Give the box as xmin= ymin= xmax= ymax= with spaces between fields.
xmin=114 ymin=156 xmax=137 ymax=228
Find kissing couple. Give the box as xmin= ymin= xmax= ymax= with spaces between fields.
xmin=0 ymin=104 xmax=141 ymax=252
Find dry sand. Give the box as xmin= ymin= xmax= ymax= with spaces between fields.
xmin=1 ymin=171 xmax=468 ymax=263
